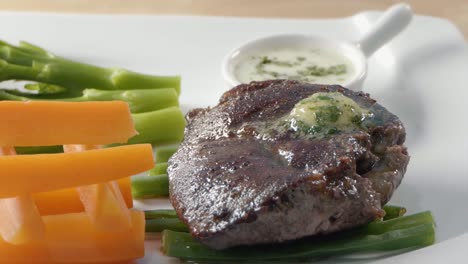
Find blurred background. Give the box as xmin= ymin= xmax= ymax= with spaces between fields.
xmin=1 ymin=0 xmax=466 ymax=39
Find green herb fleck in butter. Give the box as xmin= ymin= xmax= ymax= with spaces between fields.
xmin=287 ymin=92 xmax=372 ymax=134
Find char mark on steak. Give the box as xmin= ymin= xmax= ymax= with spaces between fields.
xmin=168 ymin=80 xmax=409 ymax=249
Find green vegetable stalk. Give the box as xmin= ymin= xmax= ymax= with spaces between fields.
xmin=163 ymin=224 xmax=435 ymax=261
xmin=383 ymin=205 xmax=407 ymax=220
xmin=145 ymin=209 xmax=178 ymax=219
xmin=0 ymin=88 xmax=179 ymax=114
xmin=132 ymin=145 xmax=180 ymax=198
xmin=145 ymin=209 xmax=188 ymax=232
xmin=137 ymin=144 xmax=180 ymax=197
xmin=155 ymin=145 xmax=179 ymax=163
xmin=0 ymin=40 xmax=180 ymax=93
xmin=141 ymin=207 xmax=418 ymax=236
xmin=162 ymin=211 xmax=435 ymax=261
xmin=146 ymin=218 xmax=189 ymax=233
xmin=132 ymin=174 xmax=169 ymax=198
xmin=149 ymin=162 xmax=169 ymax=176
xmin=129 ymin=107 xmax=185 ymax=145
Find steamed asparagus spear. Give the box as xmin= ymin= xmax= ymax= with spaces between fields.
xmin=0 ymin=40 xmax=180 ymax=93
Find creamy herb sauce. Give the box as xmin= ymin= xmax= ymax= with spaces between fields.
xmin=235 ymin=47 xmax=355 ymax=85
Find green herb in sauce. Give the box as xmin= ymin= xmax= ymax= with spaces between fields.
xmin=297 ymin=64 xmax=347 ymax=77
xmin=253 ymin=56 xmax=347 ymax=83
xmin=235 ymin=47 xmax=355 ymax=84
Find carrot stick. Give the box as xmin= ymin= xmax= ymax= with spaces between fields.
xmin=0 ymin=210 xmax=145 ymax=263
xmin=63 ymin=144 xmax=132 ymax=231
xmin=0 ymin=101 xmax=137 ymax=146
xmin=0 ymin=195 xmax=45 ymax=245
xmin=32 ymin=177 xmax=133 ymax=216
xmin=0 ymin=144 xmax=154 ymax=198
xmin=0 ymin=147 xmax=45 ymax=244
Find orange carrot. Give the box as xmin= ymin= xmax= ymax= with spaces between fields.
xmin=0 ymin=101 xmax=137 ymax=146
xmin=75 ymin=182 xmax=132 ymax=231
xmin=32 ymin=177 xmax=133 ymax=216
xmin=0 ymin=144 xmax=154 ymax=198
xmin=0 ymin=195 xmax=45 ymax=245
xmin=33 ymin=188 xmax=82 ymax=216
xmin=63 ymin=144 xmax=132 ymax=231
xmin=0 ymin=210 xmax=145 ymax=263
xmin=0 ymin=147 xmax=45 ymax=245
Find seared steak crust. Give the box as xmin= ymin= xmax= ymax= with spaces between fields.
xmin=168 ymin=80 xmax=409 ymax=249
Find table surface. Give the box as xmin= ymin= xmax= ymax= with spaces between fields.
xmin=1 ymin=0 xmax=467 ymax=40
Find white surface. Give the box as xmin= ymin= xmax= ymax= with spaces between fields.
xmin=0 ymin=10 xmax=467 ymax=263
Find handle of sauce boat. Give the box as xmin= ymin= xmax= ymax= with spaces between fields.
xmin=356 ymin=3 xmax=413 ymax=57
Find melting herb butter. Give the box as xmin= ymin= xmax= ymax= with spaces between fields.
xmin=288 ymin=92 xmax=372 ymax=134
xmin=287 ymin=92 xmax=372 ymax=135
xmin=235 ymin=47 xmax=355 ymax=84
xmin=236 ymin=92 xmax=373 ymax=140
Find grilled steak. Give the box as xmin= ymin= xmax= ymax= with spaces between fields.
xmin=168 ymin=80 xmax=409 ymax=249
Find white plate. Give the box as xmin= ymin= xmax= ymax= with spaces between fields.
xmin=0 ymin=10 xmax=467 ymax=263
